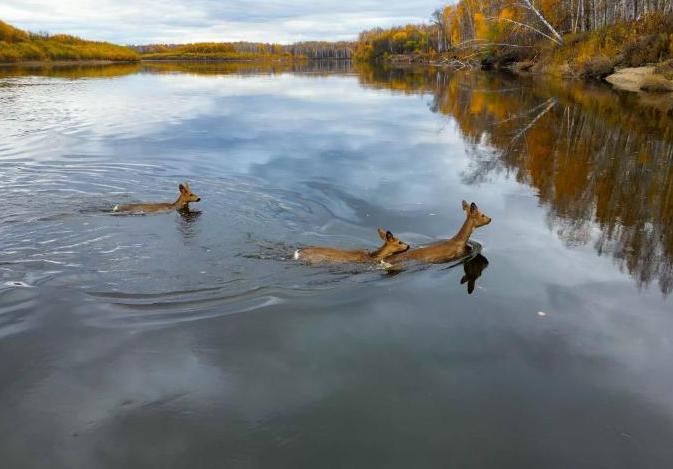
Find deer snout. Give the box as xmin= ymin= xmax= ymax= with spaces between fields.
xmin=195 ymin=197 xmax=201 ymax=202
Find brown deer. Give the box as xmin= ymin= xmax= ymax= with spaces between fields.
xmin=295 ymin=228 xmax=410 ymax=265
xmin=387 ymin=200 xmax=491 ymax=264
xmin=113 ymin=183 xmax=201 ymax=214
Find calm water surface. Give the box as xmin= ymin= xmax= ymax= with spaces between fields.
xmin=1 ymin=61 xmax=673 ymax=468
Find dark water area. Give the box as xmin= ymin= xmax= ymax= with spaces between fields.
xmin=1 ymin=61 xmax=673 ymax=468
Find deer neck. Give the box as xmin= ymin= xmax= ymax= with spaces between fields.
xmin=172 ymin=195 xmax=188 ymax=209
xmin=453 ymin=216 xmax=475 ymax=243
xmin=368 ymin=245 xmax=389 ymax=260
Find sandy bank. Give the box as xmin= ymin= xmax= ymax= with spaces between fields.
xmin=605 ymin=66 xmax=673 ymax=92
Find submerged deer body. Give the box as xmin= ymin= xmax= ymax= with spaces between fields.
xmin=113 ymin=183 xmax=201 ymax=214
xmin=388 ymin=201 xmax=491 ymax=264
xmin=295 ymin=229 xmax=410 ymax=265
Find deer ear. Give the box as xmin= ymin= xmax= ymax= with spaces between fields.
xmin=377 ymin=228 xmax=387 ymax=240
xmin=385 ymin=231 xmax=394 ymax=242
xmin=470 ymin=202 xmax=478 ymax=214
xmin=462 ymin=200 xmax=469 ymax=211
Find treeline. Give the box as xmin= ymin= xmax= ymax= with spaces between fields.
xmin=132 ymin=41 xmax=354 ymax=61
xmin=355 ymin=25 xmax=435 ymax=61
xmin=284 ymin=42 xmax=354 ymax=59
xmin=134 ymin=43 xmax=238 ymax=54
xmin=431 ymin=0 xmax=673 ymax=48
xmin=0 ymin=20 xmax=138 ymax=63
xmin=0 ymin=18 xmax=351 ymax=64
xmin=132 ymin=42 xmax=288 ymax=60
xmin=355 ymin=0 xmax=673 ymax=63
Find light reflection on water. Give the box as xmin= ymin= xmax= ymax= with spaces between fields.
xmin=1 ymin=61 xmax=672 ymax=468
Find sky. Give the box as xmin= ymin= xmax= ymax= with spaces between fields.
xmin=2 ymin=0 xmax=443 ymax=45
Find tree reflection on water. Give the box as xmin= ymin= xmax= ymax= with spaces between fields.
xmin=359 ymin=65 xmax=673 ymax=294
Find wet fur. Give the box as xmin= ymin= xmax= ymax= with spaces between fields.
xmin=113 ymin=183 xmax=201 ymax=214
xmin=387 ymin=201 xmax=491 ymax=265
xmin=296 ymin=229 xmax=410 ymax=264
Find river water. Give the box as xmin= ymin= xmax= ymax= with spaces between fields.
xmin=1 ymin=61 xmax=672 ymax=468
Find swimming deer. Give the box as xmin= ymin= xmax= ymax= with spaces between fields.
xmin=113 ymin=183 xmax=201 ymax=214
xmin=387 ymin=201 xmax=491 ymax=264
xmin=294 ymin=228 xmax=410 ymax=265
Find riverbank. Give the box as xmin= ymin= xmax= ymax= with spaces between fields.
xmin=140 ymin=56 xmax=301 ymax=63
xmin=368 ymin=13 xmax=673 ymax=93
xmin=605 ymin=65 xmax=673 ymax=92
xmin=0 ymin=59 xmax=139 ymax=67
xmin=139 ymin=52 xmax=295 ymax=61
xmin=0 ymin=20 xmax=138 ymax=63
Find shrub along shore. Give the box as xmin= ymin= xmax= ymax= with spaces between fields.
xmin=0 ymin=20 xmax=355 ymax=66
xmin=0 ymin=20 xmax=139 ymax=64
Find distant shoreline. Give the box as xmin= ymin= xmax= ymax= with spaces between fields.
xmin=0 ymin=57 xmax=355 ymax=68
xmin=140 ymin=57 xmax=350 ymax=61
xmin=140 ymin=57 xmax=297 ymax=63
xmin=0 ymin=59 xmax=139 ymax=68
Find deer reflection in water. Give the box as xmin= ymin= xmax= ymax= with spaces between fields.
xmin=365 ymin=66 xmax=673 ymax=296
xmin=177 ymin=207 xmax=203 ymax=240
xmin=385 ymin=245 xmax=489 ymax=296
xmin=460 ymin=253 xmax=489 ymax=295
xmin=356 ymin=63 xmax=673 ymax=294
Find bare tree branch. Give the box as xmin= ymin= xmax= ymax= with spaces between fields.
xmin=486 ymin=17 xmax=563 ymax=45
xmin=519 ymin=0 xmax=565 ymax=44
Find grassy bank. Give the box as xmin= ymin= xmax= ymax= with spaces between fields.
xmin=0 ymin=20 xmax=138 ymax=63
xmin=532 ymin=13 xmax=673 ymax=78
xmin=136 ymin=42 xmax=295 ymax=61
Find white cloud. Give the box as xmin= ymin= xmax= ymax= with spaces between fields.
xmin=2 ymin=0 xmax=442 ymax=44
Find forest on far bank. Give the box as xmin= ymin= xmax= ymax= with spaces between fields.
xmin=0 ymin=18 xmax=355 ymax=64
xmin=354 ymin=0 xmax=673 ymax=77
xmin=131 ymin=41 xmax=354 ymax=61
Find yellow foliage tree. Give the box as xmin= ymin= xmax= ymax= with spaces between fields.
xmin=474 ymin=12 xmax=489 ymax=41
